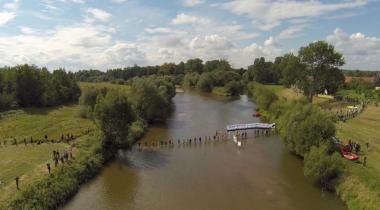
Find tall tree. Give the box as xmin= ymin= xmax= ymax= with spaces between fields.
xmin=298 ymin=41 xmax=345 ymax=102
xmin=94 ymin=91 xmax=135 ymax=147
xmin=185 ymin=58 xmax=203 ymax=74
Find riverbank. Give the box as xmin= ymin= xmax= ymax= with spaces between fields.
xmin=0 ymin=104 xmax=107 ymax=209
xmin=249 ymin=82 xmax=380 ymax=210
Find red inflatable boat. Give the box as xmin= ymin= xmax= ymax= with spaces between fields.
xmin=341 ymin=146 xmax=359 ymax=161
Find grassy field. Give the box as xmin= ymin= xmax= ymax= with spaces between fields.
xmin=0 ymin=105 xmax=95 ymax=203
xmin=336 ymin=105 xmax=380 ymax=209
xmin=80 ymin=82 xmax=131 ymax=93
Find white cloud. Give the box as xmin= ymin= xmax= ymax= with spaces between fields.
xmin=20 ymin=26 xmax=38 ymax=34
xmin=111 ymin=0 xmax=128 ymax=3
xmin=171 ymin=13 xmax=208 ymax=25
xmin=144 ymin=27 xmax=174 ymax=34
xmin=277 ymin=24 xmax=309 ymax=40
xmin=59 ymin=0 xmax=86 ymax=3
xmin=183 ymin=0 xmax=204 ymax=7
xmin=0 ymin=24 xmax=144 ymax=69
xmin=86 ymin=8 xmax=112 ymax=22
xmin=327 ymin=28 xmax=380 ymax=70
xmin=0 ymin=11 xmax=15 ymax=26
xmin=3 ymin=0 xmax=19 ymax=10
xmin=221 ymin=0 xmax=368 ymax=30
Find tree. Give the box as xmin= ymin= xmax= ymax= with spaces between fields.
xmin=280 ymin=102 xmax=336 ymax=157
xmin=247 ymin=57 xmax=276 ymax=84
xmin=278 ymin=53 xmax=305 ymax=87
xmin=185 ymin=58 xmax=203 ymax=74
xmin=94 ymin=91 xmax=135 ymax=147
xmin=304 ymin=143 xmax=345 ymax=189
xmin=14 ymin=65 xmax=44 ymax=107
xmin=197 ymin=72 xmax=214 ymax=92
xmin=129 ymin=79 xmax=170 ymax=122
xmin=375 ymin=72 xmax=380 ymax=86
xmin=298 ymin=41 xmax=345 ymax=102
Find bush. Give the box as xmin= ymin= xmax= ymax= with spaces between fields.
xmin=280 ymin=103 xmax=336 ymax=157
xmin=304 ymin=143 xmax=346 ymax=189
xmin=247 ymin=82 xmax=278 ymax=109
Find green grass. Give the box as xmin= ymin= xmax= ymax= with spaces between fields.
xmin=79 ymin=82 xmax=131 ymax=93
xmin=336 ymin=105 xmax=380 ymax=210
xmin=212 ymin=87 xmax=231 ymax=96
xmin=0 ymin=105 xmax=95 ymax=203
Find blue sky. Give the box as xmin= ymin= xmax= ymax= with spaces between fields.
xmin=0 ymin=0 xmax=379 ymax=71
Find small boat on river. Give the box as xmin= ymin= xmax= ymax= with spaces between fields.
xmin=252 ymin=112 xmax=261 ymax=118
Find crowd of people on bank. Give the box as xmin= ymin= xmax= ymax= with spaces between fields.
xmin=0 ymin=129 xmax=94 ymax=191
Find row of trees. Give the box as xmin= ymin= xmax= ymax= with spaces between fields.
xmin=80 ymin=76 xmax=176 ymax=148
xmin=0 ymin=65 xmax=80 ymax=110
xmin=74 ymin=58 xmax=245 ymax=83
xmin=247 ymin=41 xmax=346 ymax=102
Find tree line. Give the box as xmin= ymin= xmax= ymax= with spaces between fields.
xmin=0 ymin=64 xmax=80 ymax=110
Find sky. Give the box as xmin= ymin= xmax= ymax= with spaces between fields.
xmin=0 ymin=0 xmax=379 ymax=71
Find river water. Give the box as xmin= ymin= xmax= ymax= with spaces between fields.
xmin=63 ymin=91 xmax=345 ymax=210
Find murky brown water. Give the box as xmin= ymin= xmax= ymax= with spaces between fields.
xmin=63 ymin=91 xmax=345 ymax=210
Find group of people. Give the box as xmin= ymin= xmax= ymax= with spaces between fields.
xmin=52 ymin=147 xmax=74 ymax=167
xmin=137 ymin=131 xmax=229 ymax=148
xmin=347 ymin=139 xmax=362 ymax=154
xmin=0 ymin=133 xmax=77 ymax=148
xmin=336 ymin=106 xmax=363 ymax=122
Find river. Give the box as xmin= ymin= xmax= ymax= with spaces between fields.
xmin=63 ymin=91 xmax=345 ymax=210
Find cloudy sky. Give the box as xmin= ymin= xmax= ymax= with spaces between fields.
xmin=0 ymin=0 xmax=379 ymax=71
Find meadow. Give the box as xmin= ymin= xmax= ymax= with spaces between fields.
xmin=0 ymin=105 xmax=95 ymax=203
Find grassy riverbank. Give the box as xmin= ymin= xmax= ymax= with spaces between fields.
xmin=336 ymin=105 xmax=380 ymax=209
xmin=250 ymin=83 xmax=380 ymax=210
xmin=0 ymin=105 xmax=96 ymax=207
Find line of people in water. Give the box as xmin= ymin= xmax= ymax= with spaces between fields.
xmin=137 ymin=129 xmax=275 ymax=148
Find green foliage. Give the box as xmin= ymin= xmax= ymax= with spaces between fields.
xmin=0 ymin=65 xmax=80 ymax=110
xmin=94 ymin=90 xmax=135 ymax=148
xmin=197 ymin=72 xmax=215 ymax=92
xmin=247 ymin=82 xmax=278 ymax=109
xmin=185 ymin=58 xmax=204 ymax=74
xmin=280 ymin=102 xmax=336 ymax=156
xmin=247 ymin=57 xmax=280 ymax=84
xmin=129 ymin=76 xmax=174 ymax=122
xmin=296 ymin=41 xmax=345 ymax=101
xmin=183 ymin=72 xmax=200 ymax=87
xmin=304 ymin=143 xmax=346 ymax=188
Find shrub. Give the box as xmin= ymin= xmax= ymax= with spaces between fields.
xmin=304 ymin=143 xmax=346 ymax=189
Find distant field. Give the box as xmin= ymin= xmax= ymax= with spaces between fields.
xmin=80 ymin=82 xmax=131 ymax=93
xmin=0 ymin=105 xmax=95 ymax=203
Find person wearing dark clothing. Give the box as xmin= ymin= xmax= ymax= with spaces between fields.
xmin=363 ymin=156 xmax=367 ymax=167
xmin=24 ymin=138 xmax=27 ymax=146
xmin=47 ymin=163 xmax=51 ymax=174
xmin=15 ymin=177 xmax=19 ymax=190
